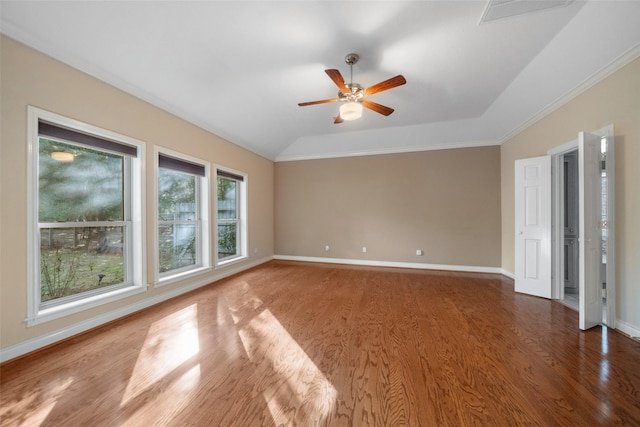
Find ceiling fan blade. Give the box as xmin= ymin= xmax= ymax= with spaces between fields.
xmin=325 ymin=69 xmax=351 ymax=94
xmin=334 ymin=114 xmax=344 ymax=124
xmin=298 ymin=98 xmax=340 ymax=106
xmin=364 ymin=75 xmax=406 ymax=96
xmin=362 ymin=100 xmax=394 ymax=116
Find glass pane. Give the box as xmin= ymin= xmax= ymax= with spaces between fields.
xmin=159 ymin=224 xmax=197 ymax=273
xmin=217 ymin=177 xmax=237 ymax=219
xmin=158 ymin=169 xmax=196 ymax=221
xmin=218 ymin=223 xmax=237 ymax=259
xmin=39 ymin=138 xmax=124 ymax=222
xmin=40 ymin=226 xmax=125 ymax=302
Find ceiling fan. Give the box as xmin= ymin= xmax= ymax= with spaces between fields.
xmin=298 ymin=53 xmax=406 ymax=124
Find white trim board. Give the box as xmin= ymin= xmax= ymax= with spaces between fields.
xmin=275 ymin=140 xmax=499 ymax=163
xmin=0 ymin=256 xmax=273 ymax=364
xmin=274 ymin=255 xmax=503 ymax=275
xmin=616 ymin=320 xmax=640 ymax=340
xmin=501 ymin=269 xmax=516 ymax=280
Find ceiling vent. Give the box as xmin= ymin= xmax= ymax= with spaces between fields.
xmin=480 ymin=0 xmax=574 ymax=23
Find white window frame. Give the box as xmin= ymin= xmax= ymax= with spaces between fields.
xmin=215 ymin=166 xmax=247 ymax=267
xmin=154 ymin=147 xmax=211 ymax=286
xmin=26 ymin=106 xmax=146 ymax=326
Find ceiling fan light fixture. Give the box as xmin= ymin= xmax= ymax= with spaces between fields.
xmin=339 ymin=102 xmax=362 ymax=121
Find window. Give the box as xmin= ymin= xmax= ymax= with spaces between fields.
xmin=27 ymin=107 xmax=145 ymax=325
xmin=157 ymin=151 xmax=209 ymax=282
xmin=216 ymin=168 xmax=246 ymax=264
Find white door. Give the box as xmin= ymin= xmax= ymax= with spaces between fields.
xmin=578 ymin=132 xmax=602 ymax=330
xmin=515 ymin=156 xmax=552 ymax=298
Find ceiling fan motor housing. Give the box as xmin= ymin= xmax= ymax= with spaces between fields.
xmin=340 ymin=83 xmax=364 ymax=102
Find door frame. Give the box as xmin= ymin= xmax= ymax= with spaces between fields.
xmin=548 ymin=124 xmax=615 ymax=327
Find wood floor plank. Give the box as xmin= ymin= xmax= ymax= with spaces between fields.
xmin=1 ymin=260 xmax=639 ymax=426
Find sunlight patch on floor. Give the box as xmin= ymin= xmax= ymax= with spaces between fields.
xmin=0 ymin=376 xmax=74 ymax=427
xmin=122 ymin=364 xmax=201 ymax=426
xmin=215 ymin=297 xmax=245 ymax=360
xmin=121 ymin=304 xmax=201 ymax=406
xmin=238 ymin=307 xmax=337 ymax=425
xmin=226 ymin=281 xmax=265 ymax=325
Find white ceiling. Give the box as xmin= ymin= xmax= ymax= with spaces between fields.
xmin=2 ymin=1 xmax=640 ymax=161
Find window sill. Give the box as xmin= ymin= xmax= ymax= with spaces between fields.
xmin=216 ymin=255 xmax=248 ymax=269
xmin=26 ymin=284 xmax=147 ymax=327
xmin=155 ymin=266 xmax=212 ymax=288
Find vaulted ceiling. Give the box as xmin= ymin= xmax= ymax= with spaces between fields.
xmin=2 ymin=1 xmax=640 ymax=161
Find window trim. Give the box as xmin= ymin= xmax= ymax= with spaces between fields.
xmin=215 ymin=165 xmax=248 ymax=267
xmin=26 ymin=106 xmax=146 ymax=326
xmin=154 ymin=147 xmax=211 ymax=286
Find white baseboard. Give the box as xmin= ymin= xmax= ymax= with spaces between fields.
xmin=501 ymin=269 xmax=515 ymax=279
xmin=273 ymin=255 xmax=504 ymax=275
xmin=0 ymin=256 xmax=273 ymax=364
xmin=615 ymin=319 xmax=640 ymax=339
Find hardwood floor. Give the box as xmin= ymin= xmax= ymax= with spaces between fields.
xmin=1 ymin=260 xmax=639 ymax=426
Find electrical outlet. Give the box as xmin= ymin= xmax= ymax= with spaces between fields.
xmin=362 ymin=246 xmax=367 ymax=253
xmin=416 ymin=249 xmax=423 ymax=256
xmin=325 ymin=245 xmax=330 ymax=252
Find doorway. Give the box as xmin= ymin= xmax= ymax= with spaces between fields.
xmin=561 ymin=150 xmax=579 ymax=311
xmin=548 ymin=124 xmax=615 ymax=328
xmin=515 ymin=125 xmax=615 ymax=330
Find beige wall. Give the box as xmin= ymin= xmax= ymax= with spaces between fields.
xmin=3 ymin=29 xmax=637 ymax=356
xmin=501 ymin=57 xmax=640 ymax=331
xmin=275 ymin=147 xmax=502 ymax=267
xmin=0 ymin=36 xmax=274 ymax=350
